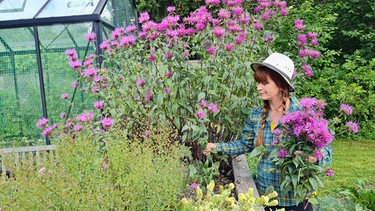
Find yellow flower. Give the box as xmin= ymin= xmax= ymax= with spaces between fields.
xmin=268 ymin=199 xmax=279 ymax=206
xmin=267 ymin=191 xmax=278 ymax=199
xmin=238 ymin=193 xmax=247 ymax=204
xmin=312 ymin=191 xmax=317 ymax=197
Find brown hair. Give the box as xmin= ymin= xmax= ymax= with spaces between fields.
xmin=254 ymin=66 xmax=290 ymax=147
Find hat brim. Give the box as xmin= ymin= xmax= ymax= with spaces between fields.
xmin=251 ymin=62 xmax=295 ymax=92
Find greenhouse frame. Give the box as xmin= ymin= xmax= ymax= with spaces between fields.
xmin=0 ymin=0 xmax=138 ymax=146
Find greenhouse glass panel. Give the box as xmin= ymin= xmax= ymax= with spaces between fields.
xmin=0 ymin=0 xmax=48 ymax=21
xmin=0 ymin=27 xmax=42 ymax=143
xmin=0 ymin=0 xmax=139 ymax=145
xmin=38 ymin=0 xmax=100 ymax=18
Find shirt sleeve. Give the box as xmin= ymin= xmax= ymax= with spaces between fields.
xmin=318 ymin=144 xmax=334 ymax=168
xmin=216 ymin=117 xmax=255 ymax=155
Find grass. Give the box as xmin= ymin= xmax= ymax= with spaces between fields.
xmin=320 ymin=140 xmax=375 ymax=197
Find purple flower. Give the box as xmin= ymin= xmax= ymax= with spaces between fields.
xmin=313 ymin=150 xmax=323 ymax=161
xmin=165 ymin=71 xmax=173 ymax=78
xmin=91 ymin=86 xmax=99 ymax=93
xmin=302 ymin=65 xmax=314 ymax=78
xmin=148 ymin=54 xmax=156 ymax=62
xmin=36 ymin=118 xmax=48 ymax=128
xmin=74 ymin=124 xmax=83 ymax=132
xmin=164 ymin=87 xmax=171 ymax=96
xmin=325 ymin=168 xmax=335 ymax=177
xmin=136 ymin=79 xmax=146 ymax=87
xmin=41 ymin=127 xmax=53 ymax=137
xmin=225 ymin=43 xmax=234 ymax=52
xmin=294 ymin=19 xmax=306 ymax=31
xmin=167 ymin=6 xmax=175 ymax=13
xmin=61 ymin=93 xmax=69 ymax=100
xmin=94 ymin=101 xmax=104 ymax=110
xmin=207 ymin=46 xmax=216 ymax=56
xmin=76 ymin=111 xmax=94 ymax=123
xmin=139 ymin=12 xmax=150 ymax=24
xmin=277 ymin=149 xmax=288 ymax=158
xmin=198 ymin=100 xmax=207 ymax=108
xmin=102 ymin=117 xmax=114 ymax=129
xmin=208 ymin=103 xmax=218 ymax=113
xmin=71 ymin=81 xmax=79 ymax=88
xmin=339 ymin=104 xmax=353 ymax=115
xmin=195 ymin=110 xmax=206 ymax=119
xmin=272 ymin=128 xmax=281 ymax=136
xmin=60 ymin=112 xmax=66 ymax=119
xmin=346 ymin=121 xmax=359 ymax=133
xmin=272 ymin=137 xmax=280 ymax=145
xmin=84 ymin=32 xmax=96 ymax=42
xmin=189 ymin=182 xmax=200 ymax=190
xmin=145 ymin=90 xmax=153 ymax=101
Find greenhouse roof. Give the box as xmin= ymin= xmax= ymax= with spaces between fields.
xmin=0 ymin=0 xmax=111 ymax=29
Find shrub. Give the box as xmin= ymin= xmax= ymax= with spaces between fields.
xmin=0 ymin=124 xmax=190 ymax=210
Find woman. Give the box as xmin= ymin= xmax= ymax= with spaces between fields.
xmin=203 ymin=52 xmax=332 ymax=211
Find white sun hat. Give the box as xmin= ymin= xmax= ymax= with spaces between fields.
xmin=251 ymin=52 xmax=295 ymax=92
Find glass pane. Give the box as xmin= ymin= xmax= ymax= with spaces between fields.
xmin=0 ymin=0 xmax=48 ymax=21
xmin=100 ymin=0 xmax=114 ymax=26
xmin=38 ymin=23 xmax=96 ymax=128
xmin=38 ymin=0 xmax=100 ymax=18
xmin=0 ymin=27 xmax=42 ymax=144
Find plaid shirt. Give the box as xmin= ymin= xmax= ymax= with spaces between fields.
xmin=216 ymin=96 xmax=333 ymax=207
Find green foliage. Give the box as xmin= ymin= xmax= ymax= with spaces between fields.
xmin=135 ymin=0 xmax=204 ymax=22
xmin=325 ymin=0 xmax=375 ymax=60
xmin=0 ymin=124 xmax=190 ymax=210
xmin=300 ymin=52 xmax=375 ymax=140
xmin=179 ymin=180 xmax=284 ymax=210
xmin=318 ymin=197 xmax=356 ymax=211
xmin=188 ymin=155 xmax=220 ymax=186
xmin=340 ymin=180 xmax=375 ymax=211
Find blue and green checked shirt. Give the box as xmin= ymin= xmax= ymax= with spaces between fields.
xmin=216 ymin=96 xmax=333 ymax=207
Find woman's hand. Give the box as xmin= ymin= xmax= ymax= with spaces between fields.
xmin=294 ymin=150 xmax=318 ymax=163
xmin=203 ymin=143 xmax=217 ymax=155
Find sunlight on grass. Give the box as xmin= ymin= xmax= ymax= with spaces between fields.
xmin=320 ymin=140 xmax=375 ymax=197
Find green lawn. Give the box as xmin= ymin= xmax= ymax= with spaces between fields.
xmin=320 ymin=140 xmax=375 ymax=197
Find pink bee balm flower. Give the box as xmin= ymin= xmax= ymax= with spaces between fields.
xmin=85 ymin=32 xmax=96 ymax=42
xmin=60 ymin=112 xmax=66 ymax=119
xmin=208 ymin=103 xmax=218 ymax=113
xmin=36 ymin=117 xmax=48 ymax=128
xmin=61 ymin=93 xmax=69 ymax=100
xmin=345 ymin=121 xmax=359 ymax=133
xmin=148 ymin=54 xmax=156 ymax=62
xmin=71 ymin=81 xmax=79 ymax=88
xmin=272 ymin=128 xmax=281 ymax=136
xmin=189 ymin=182 xmax=200 ymax=190
xmin=74 ymin=124 xmax=83 ymax=132
xmin=165 ymin=71 xmax=173 ymax=78
xmin=225 ymin=43 xmax=234 ymax=52
xmin=313 ymin=150 xmax=323 ymax=161
xmin=102 ymin=117 xmax=114 ymax=129
xmin=339 ymin=104 xmax=353 ymax=115
xmin=195 ymin=110 xmax=206 ymax=119
xmin=94 ymin=101 xmax=104 ymax=110
xmin=198 ymin=100 xmax=207 ymax=108
xmin=164 ymin=87 xmax=171 ymax=96
xmin=136 ymin=79 xmax=146 ymax=87
xmin=277 ymin=149 xmax=288 ymax=158
xmin=91 ymin=86 xmax=99 ymax=93
xmin=325 ymin=168 xmax=335 ymax=177
xmin=167 ymin=6 xmax=175 ymax=12
xmin=41 ymin=126 xmax=53 ymax=137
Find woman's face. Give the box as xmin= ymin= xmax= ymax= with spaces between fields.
xmin=256 ymin=75 xmax=281 ymax=101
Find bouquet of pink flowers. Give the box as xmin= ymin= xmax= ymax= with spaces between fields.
xmin=269 ymin=97 xmax=358 ymax=204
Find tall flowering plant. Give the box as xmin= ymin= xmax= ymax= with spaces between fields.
xmin=268 ymin=98 xmax=359 ymax=204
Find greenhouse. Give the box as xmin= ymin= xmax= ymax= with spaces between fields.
xmin=0 ymin=0 xmax=138 ymax=145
